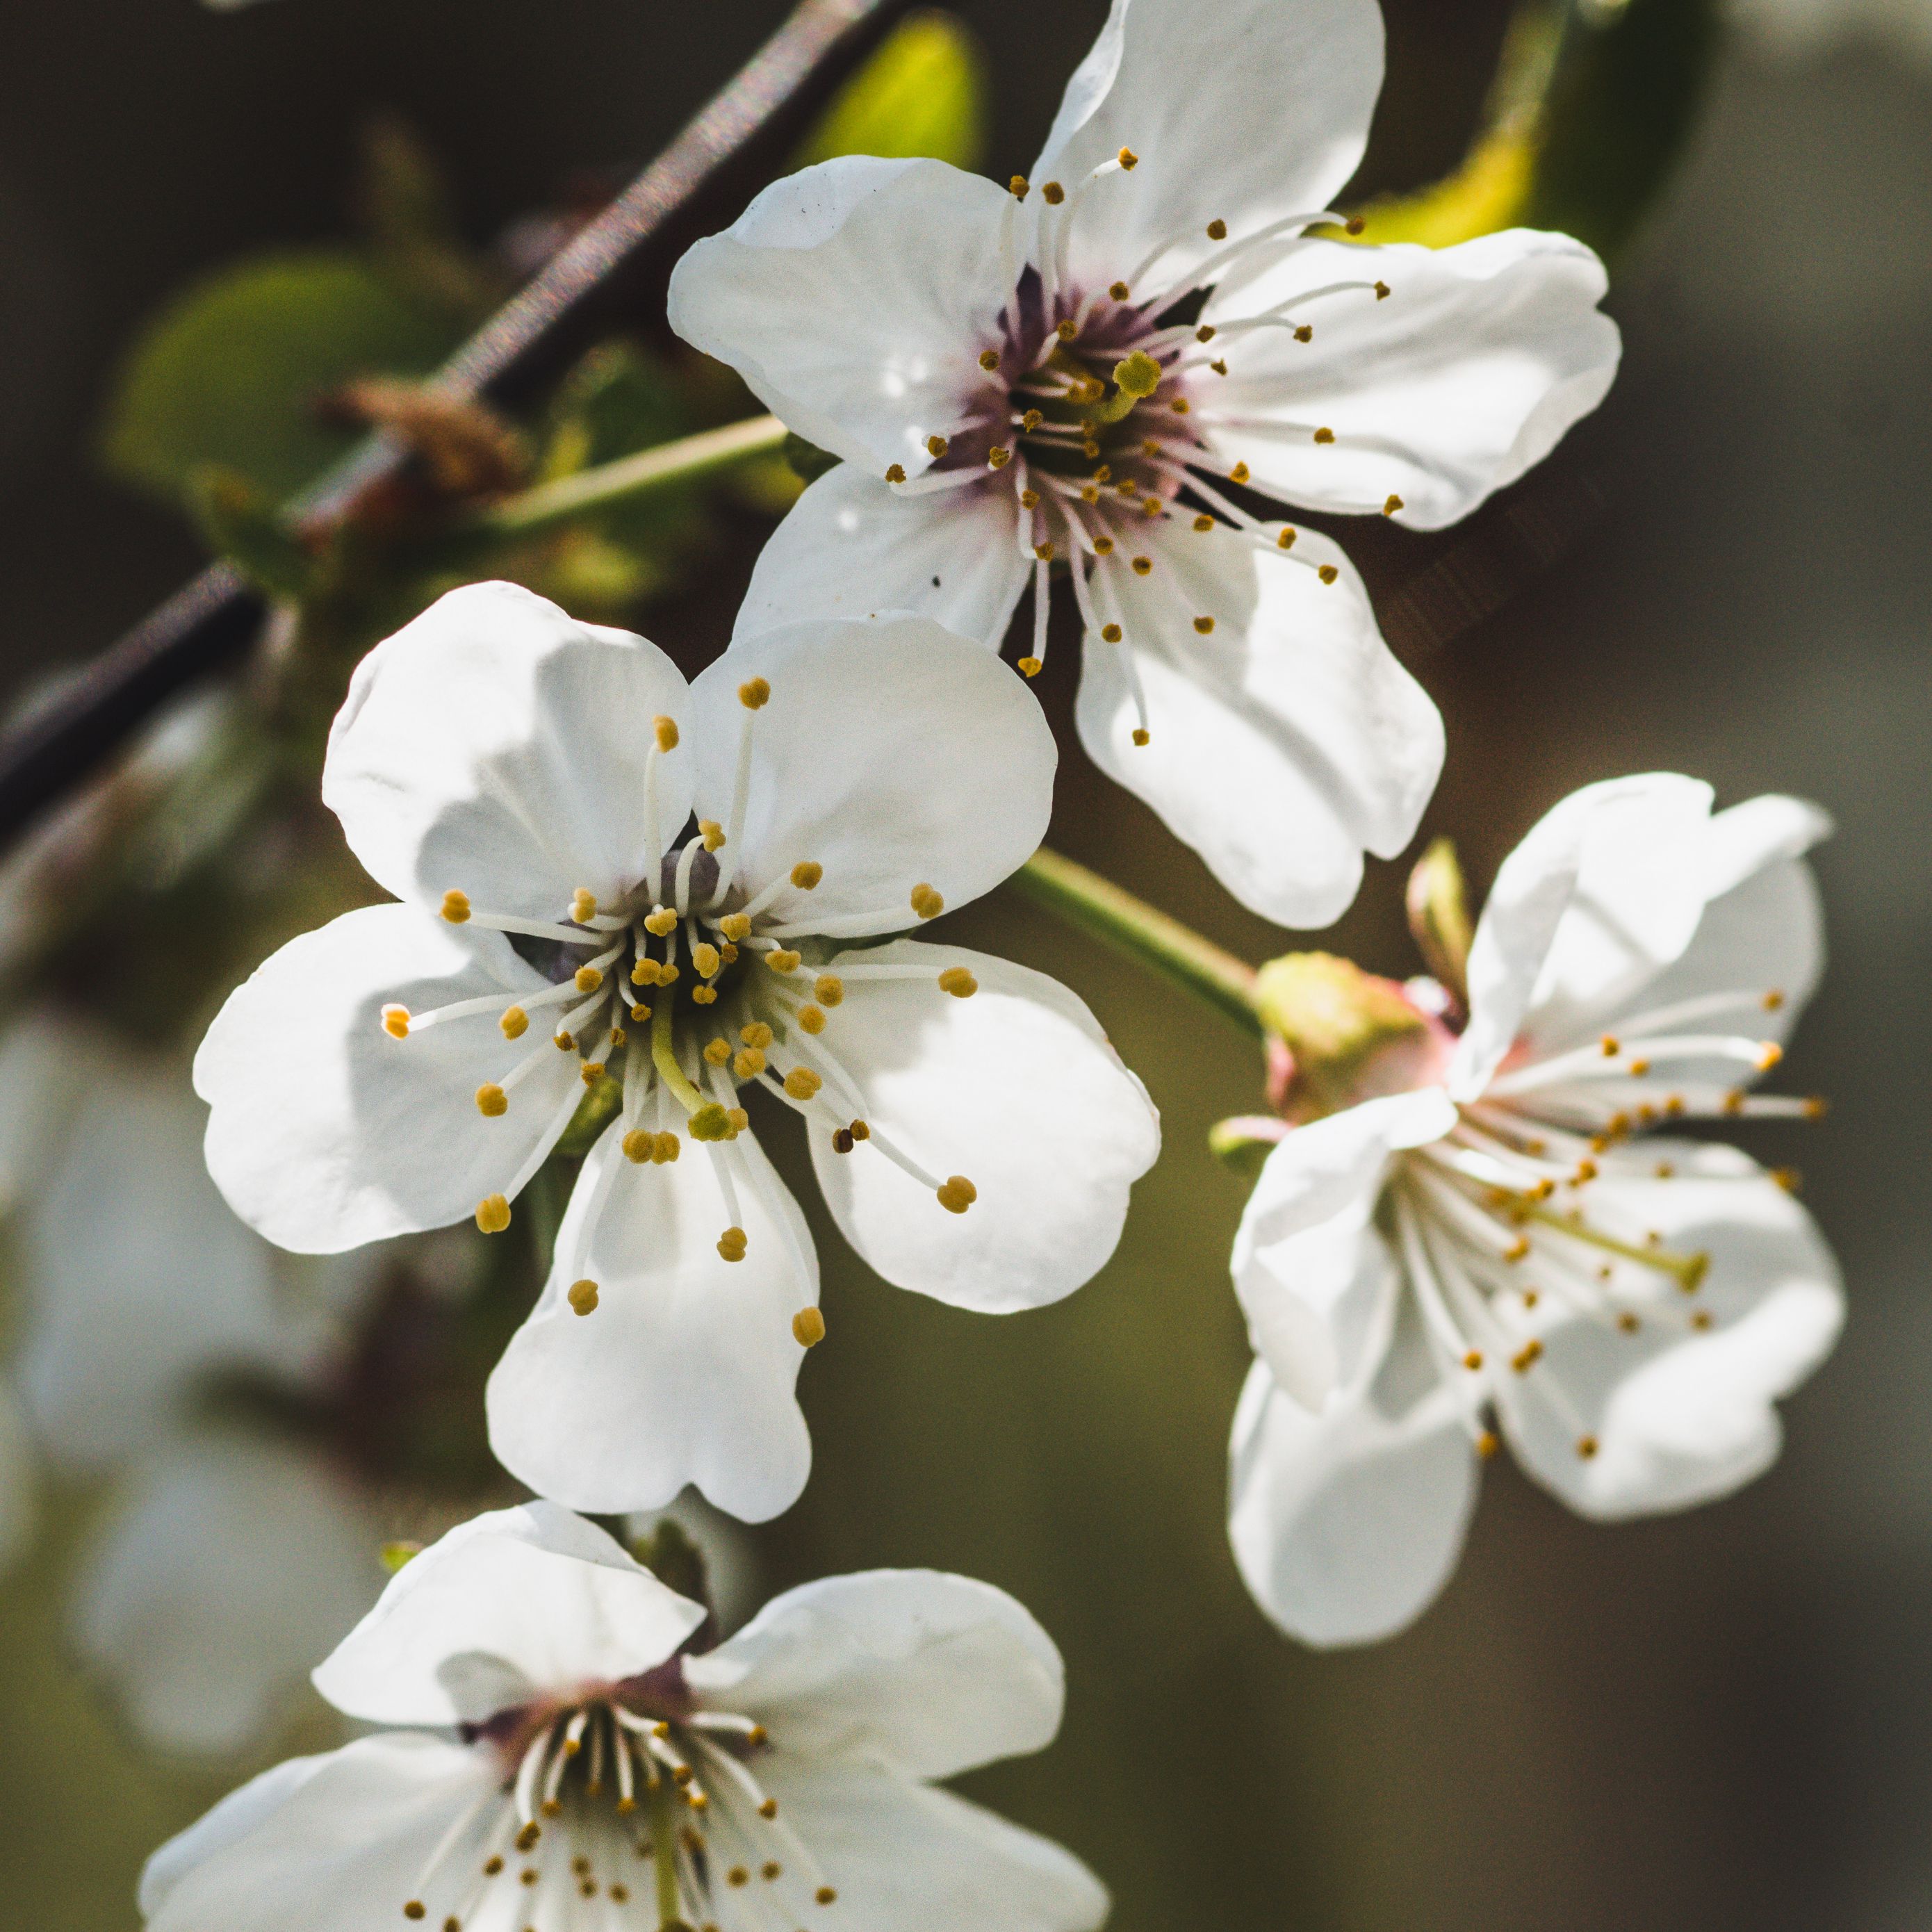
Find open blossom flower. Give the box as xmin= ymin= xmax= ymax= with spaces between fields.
xmin=195 ymin=583 xmax=1159 ymax=1522
xmin=1227 ymin=774 xmax=1844 ymax=1646
xmin=667 ymin=0 xmax=1619 ymax=924
xmin=140 ymin=1502 xmax=1109 ymax=1932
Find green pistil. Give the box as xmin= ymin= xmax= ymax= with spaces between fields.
xmin=650 ymin=987 xmax=706 ymax=1115
xmin=1524 ymin=1203 xmax=1710 ymax=1294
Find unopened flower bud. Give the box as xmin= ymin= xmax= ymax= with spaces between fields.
xmin=1405 ymin=837 xmax=1473 ymax=1008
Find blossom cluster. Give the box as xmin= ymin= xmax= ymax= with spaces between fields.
xmin=0 ymin=1 xmax=1845 ymax=1925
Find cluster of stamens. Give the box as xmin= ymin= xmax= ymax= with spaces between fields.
xmin=1392 ymin=985 xmax=1823 ymax=1464
xmin=376 ymin=678 xmax=980 ymax=1336
xmin=394 ymin=1687 xmax=838 ymax=1932
xmin=887 ymin=145 xmax=1400 ymax=741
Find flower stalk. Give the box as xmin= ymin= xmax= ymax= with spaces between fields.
xmin=1013 ymin=848 xmax=1261 ymax=1042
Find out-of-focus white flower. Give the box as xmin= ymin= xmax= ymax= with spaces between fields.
xmin=1228 ymin=775 xmax=1844 ymax=1645
xmin=669 ymin=0 xmax=1621 ymax=925
xmin=140 ymin=1501 xmax=1110 ymax=1932
xmin=195 ymin=584 xmax=1159 ymax=1523
xmin=1731 ymin=0 xmax=1932 ymax=65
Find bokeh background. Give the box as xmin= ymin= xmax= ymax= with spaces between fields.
xmin=1 ymin=1 xmax=1926 ymax=1926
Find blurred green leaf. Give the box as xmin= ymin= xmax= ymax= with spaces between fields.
xmin=185 ymin=464 xmax=314 ymax=601
xmin=356 ymin=112 xmax=507 ymax=322
xmin=99 ymin=248 xmax=463 ymax=506
xmin=792 ymin=8 xmax=988 ymax=172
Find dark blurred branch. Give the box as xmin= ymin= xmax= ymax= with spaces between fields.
xmin=0 ymin=0 xmax=917 ymax=850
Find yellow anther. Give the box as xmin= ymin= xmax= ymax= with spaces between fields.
xmin=1118 ymin=146 xmax=1138 ymax=170
xmin=1080 ymin=485 xmax=1099 ymax=503
xmin=382 ymin=1004 xmax=411 ymax=1039
xmin=785 ymin=1066 xmax=822 ymax=1100
xmin=1033 ymin=540 xmax=1056 ymax=562
xmin=1692 ymin=1310 xmax=1714 ymax=1331
xmin=700 ymin=819 xmax=726 ymax=851
xmin=571 ymin=888 xmax=598 ymax=923
xmin=815 ymin=974 xmax=844 ymax=1006
xmin=705 ymin=1039 xmax=732 ymax=1067
xmin=1317 ymin=564 xmax=1339 ymax=585
xmin=717 ymin=1227 xmax=748 ymax=1263
xmin=1206 ymin=218 xmax=1228 ymax=240
xmin=1803 ymin=1095 xmax=1829 ymax=1120
xmin=653 ymin=715 xmax=679 ymax=752
xmin=1757 ymin=1040 xmax=1784 ymax=1071
xmin=765 ymin=948 xmax=801 ymax=974
xmin=1192 ymin=514 xmax=1215 ymax=534
xmin=476 ymin=1083 xmax=508 ymax=1118
xmin=740 ymin=1022 xmax=773 ymax=1049
xmin=936 ymin=1174 xmax=977 ymax=1214
xmin=475 ymin=1195 xmax=511 ymax=1235
xmin=717 ymin=912 xmax=752 ymax=942
xmin=1170 ymin=397 xmax=1190 ymax=414
xmin=762 ymin=1860 xmax=782 ymax=1881
xmin=1384 ymin=494 xmax=1405 ymax=516
xmin=1131 ymin=727 xmax=1151 ymax=746
xmin=693 ymin=942 xmax=721 ymax=978
xmin=1618 ymin=1311 xmax=1640 ymax=1333
xmin=406 ymin=1906 xmax=427 ymax=1922
xmin=441 ymin=890 xmax=470 ymax=924
xmin=1511 ymin=1339 xmax=1543 ymax=1372
xmin=628 ymin=958 xmax=657 ymax=987
xmin=1109 ymin=279 xmax=1131 ymax=301
xmin=1193 ymin=616 xmax=1215 ymax=635
xmin=568 ymin=1279 xmax=599 ymax=1316
xmin=798 ymin=1005 xmax=826 ymax=1033
xmin=728 ymin=1106 xmax=749 ymax=1133
xmin=1017 ymin=656 xmax=1042 ymax=678
xmin=1042 ymin=180 xmax=1065 ymax=205
xmin=1229 ymin=461 xmax=1250 ymax=484
xmin=1375 ymin=279 xmax=1390 ymax=300
xmin=1093 ymin=534 xmax=1115 ymax=554
xmin=1131 ymin=555 xmax=1153 ymax=575
xmin=1293 ymin=324 xmax=1313 ymax=343
xmin=926 ymin=434 xmax=950 ymax=459
xmin=1575 ymin=1434 xmax=1599 ymax=1459
xmin=1763 ymin=988 xmax=1786 ymax=1010
xmin=979 ymin=348 xmax=1000 ymax=372
xmin=1057 ymin=318 xmax=1079 ymax=342
xmin=607 ymin=1026 xmax=627 ymax=1048
xmin=885 ymin=463 xmax=906 ymax=483
xmin=653 ymin=1131 xmax=680 ymax=1165
xmin=739 ymin=677 xmax=771 ymax=710
xmin=1477 ymin=1430 xmax=1500 ymax=1459
xmin=647 ymin=907 xmax=680 ymax=938
xmin=910 ymin=883 xmax=944 ymax=919
xmin=1505 ymin=1236 xmax=1531 ymax=1263
xmin=793 ymin=1307 xmax=826 ymax=1348
xmin=553 ymin=1031 xmax=575 ymax=1051
xmin=988 ymin=445 xmax=1012 ymax=468
xmin=500 ymin=1005 xmax=527 ymax=1040
xmin=1521 ymin=1289 xmax=1542 ymax=1310
xmin=1345 ymin=215 xmax=1366 ymax=235
xmin=1101 ymin=622 xmax=1123 ymax=644
xmin=1009 ymin=174 xmax=1029 ymax=199
xmin=622 ymin=1129 xmax=653 ymax=1163
xmin=1601 ymin=1035 xmax=1621 ymax=1056
xmin=689 ymin=981 xmax=715 ymax=1008
xmin=1209 ymin=357 xmax=1229 ymax=376
xmin=789 ymin=861 xmax=823 ymax=892
xmin=1462 ymin=1350 xmax=1484 ymax=1371
xmin=580 ymin=1062 xmax=605 ymax=1087
xmin=1313 ymin=427 xmax=1335 ymax=445
xmin=733 ymin=1047 xmax=767 ymax=1080
xmin=938 ymin=966 xmax=978 ymax=998
xmin=850 ymin=1119 xmax=870 ymax=1140
xmin=1573 ymin=1159 xmax=1598 ymax=1184
xmin=1277 ymin=527 xmax=1297 ymax=549
xmin=574 ymin=965 xmax=604 ymax=994
xmin=1774 ymin=1166 xmax=1803 ymax=1193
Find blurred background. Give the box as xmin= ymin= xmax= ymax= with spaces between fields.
xmin=0 ymin=0 xmax=1926 ymax=1926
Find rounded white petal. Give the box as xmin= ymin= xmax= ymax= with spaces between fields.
xmin=1073 ymin=524 xmax=1442 ymax=927
xmin=142 ymin=1732 xmax=496 ymax=1932
xmin=1229 ymin=1316 xmax=1480 ymax=1648
xmin=73 ymin=1436 xmax=381 ymax=1756
xmin=487 ymin=1124 xmax=815 ymax=1523
xmin=689 ymin=1569 xmax=1064 ymax=1780
xmin=1208 ymin=231 xmax=1619 ymax=528
xmin=753 ymin=1755 xmax=1108 ymax=1932
xmin=1037 ymin=0 xmax=1384 ymax=299
xmin=1454 ymin=773 xmax=1716 ymax=1096
xmin=195 ymin=904 xmax=582 ymax=1252
xmin=323 ymin=581 xmax=693 ymax=919
xmin=312 ymin=1500 xmax=705 ymax=1728
xmin=668 ymin=156 xmax=1014 ymax=475
xmin=689 ymin=618 xmax=1055 ymax=935
xmin=1493 ymin=1142 xmax=1844 ymax=1519
xmin=734 ymin=461 xmax=1031 ymax=648
xmin=806 ymin=942 xmax=1159 ymax=1311
xmin=1234 ymin=1090 xmax=1458 ymax=1409
xmin=19 ymin=1060 xmax=327 ymax=1468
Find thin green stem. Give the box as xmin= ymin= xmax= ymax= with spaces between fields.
xmin=1012 ymin=847 xmax=1262 ymax=1041
xmin=477 ymin=414 xmax=789 ymax=540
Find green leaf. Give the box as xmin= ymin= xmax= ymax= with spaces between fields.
xmin=185 ymin=464 xmax=314 ymax=601
xmin=99 ymin=247 xmax=463 ymax=507
xmin=792 ymin=8 xmax=988 ymax=172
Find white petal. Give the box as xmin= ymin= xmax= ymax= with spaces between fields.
xmin=753 ymin=1755 xmax=1108 ymax=1932
xmin=486 ymin=1124 xmax=814 ymax=1523
xmin=1454 ymin=773 xmax=1716 ymax=1095
xmin=142 ymin=1733 xmax=496 ymax=1932
xmin=689 ymin=1569 xmax=1063 ymax=1779
xmin=72 ymin=1436 xmax=381 ymax=1755
xmin=19 ymin=1058 xmax=326 ymax=1468
xmin=1493 ymin=1142 xmax=1844 ymax=1519
xmin=312 ymin=1500 xmax=705 ymax=1728
xmin=1233 ymin=1090 xmax=1458 ymax=1409
xmin=322 ymin=581 xmax=694 ymax=919
xmin=735 ymin=461 xmax=1030 ymax=647
xmin=806 ymin=942 xmax=1159 ymax=1311
xmin=1228 ymin=1309 xmax=1480 ymax=1648
xmin=1208 ymin=230 xmax=1619 ymax=528
xmin=1036 ymin=0 xmax=1384 ymax=299
xmin=689 ymin=617 xmax=1054 ymax=935
xmin=1073 ymin=524 xmax=1442 ymax=926
xmin=195 ymin=904 xmax=582 ymax=1252
xmin=668 ymin=156 xmax=1014 ymax=475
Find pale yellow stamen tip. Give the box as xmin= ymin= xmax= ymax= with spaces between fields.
xmin=734 ymin=1047 xmax=767 ymax=1079
xmin=717 ymin=1227 xmax=748 ymax=1263
xmin=936 ymin=1174 xmax=977 ymax=1214
xmin=739 ymin=677 xmax=771 ymax=710
xmin=793 ymin=1307 xmax=826 ymax=1348
xmin=1758 ymin=1040 xmax=1784 ymax=1070
xmin=1131 ymin=728 xmax=1151 ymax=746
xmin=648 ymin=907 xmax=681 ymax=938
xmin=765 ymin=948 xmax=801 ymax=974
xmin=475 ymin=1194 xmax=511 ymax=1235
xmin=699 ymin=819 xmax=726 ymax=851
xmin=571 ymin=888 xmax=598 ymax=922
xmin=938 ymin=966 xmax=977 ymax=998
xmin=737 ymin=1020 xmax=772 ymax=1049
xmin=440 ymin=890 xmax=470 ymax=924
xmin=910 ymin=883 xmax=944 ymax=919
xmin=382 ymin=1004 xmax=411 ymax=1040
xmin=476 ymin=1083 xmax=507 ymax=1118
xmin=798 ymin=1004 xmax=826 ymax=1033
xmin=1017 ymin=656 xmax=1042 ymax=678
xmin=790 ymin=860 xmax=823 ymax=890
xmin=705 ymin=1039 xmax=731 ymax=1067
xmin=500 ymin=1005 xmax=527 ymax=1040
xmin=814 ymin=974 xmax=844 ymax=1006
xmin=926 ymin=434 xmax=950 ymax=459
xmin=574 ymin=965 xmax=604 ymax=994
xmin=653 ymin=1131 xmax=680 ymax=1165
xmin=785 ymin=1066 xmax=822 ymax=1100
xmin=728 ymin=1106 xmax=750 ymax=1133
xmin=693 ymin=942 xmax=721 ymax=978
xmin=653 ymin=715 xmax=679 ymax=753
xmin=568 ymin=1278 xmax=599 ymax=1316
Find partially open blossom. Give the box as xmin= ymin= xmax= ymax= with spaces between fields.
xmin=195 ymin=584 xmax=1159 ymax=1523
xmin=1227 ymin=775 xmax=1844 ymax=1645
xmin=140 ymin=1502 xmax=1110 ymax=1932
xmin=668 ymin=0 xmax=1619 ymax=924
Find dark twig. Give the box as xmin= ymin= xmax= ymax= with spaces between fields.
xmin=0 ymin=0 xmax=915 ymax=849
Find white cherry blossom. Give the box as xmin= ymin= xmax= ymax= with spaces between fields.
xmin=139 ymin=1502 xmax=1110 ymax=1932
xmin=194 ymin=583 xmax=1159 ymax=1523
xmin=667 ymin=0 xmax=1619 ymax=925
xmin=1227 ymin=775 xmax=1844 ymax=1645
